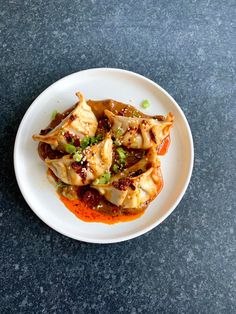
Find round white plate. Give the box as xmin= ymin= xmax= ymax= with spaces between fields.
xmin=14 ymin=68 xmax=194 ymax=243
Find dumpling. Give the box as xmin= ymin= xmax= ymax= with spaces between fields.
xmin=105 ymin=109 xmax=174 ymax=149
xmin=91 ymin=148 xmax=163 ymax=208
xmin=32 ymin=92 xmax=98 ymax=151
xmin=45 ymin=134 xmax=113 ymax=186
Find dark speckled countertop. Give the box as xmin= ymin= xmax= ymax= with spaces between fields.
xmin=1 ymin=0 xmax=235 ymax=313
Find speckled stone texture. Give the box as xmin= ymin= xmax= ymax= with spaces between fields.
xmin=0 ymin=0 xmax=235 ymax=313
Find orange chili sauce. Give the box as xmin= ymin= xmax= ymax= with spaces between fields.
xmin=59 ymin=195 xmax=145 ymax=224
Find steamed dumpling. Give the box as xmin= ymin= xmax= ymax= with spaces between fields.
xmin=45 ymin=134 xmax=113 ymax=186
xmin=33 ymin=92 xmax=98 ymax=151
xmin=105 ymin=110 xmax=174 ymax=149
xmin=91 ymin=148 xmax=163 ymax=208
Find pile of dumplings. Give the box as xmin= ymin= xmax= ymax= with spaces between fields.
xmin=33 ymin=92 xmax=174 ymax=209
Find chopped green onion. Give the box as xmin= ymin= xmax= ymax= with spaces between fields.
xmin=62 ymin=187 xmax=76 ymax=200
xmin=51 ymin=110 xmax=58 ymax=120
xmin=76 ymin=147 xmax=82 ymax=153
xmin=116 ymin=147 xmax=126 ymax=159
xmin=101 ymin=172 xmax=111 ymax=183
xmin=90 ymin=137 xmax=96 ymax=144
xmin=56 ymin=182 xmax=62 ymax=188
xmin=80 ymin=137 xmax=90 ymax=149
xmin=120 ymin=158 xmax=126 ymax=165
xmin=90 ymin=134 xmax=103 ymax=144
xmin=95 ymin=134 xmax=103 ymax=141
xmin=116 ymin=147 xmax=126 ymax=165
xmin=114 ymin=139 xmax=121 ymax=146
xmin=65 ymin=144 xmax=76 ymax=154
xmin=94 ymin=172 xmax=111 ymax=185
xmin=116 ymin=128 xmax=124 ymax=137
xmin=64 ymin=193 xmax=75 ymax=200
xmin=112 ymin=164 xmax=119 ymax=173
xmin=73 ymin=151 xmax=82 ymax=162
xmin=56 ymin=181 xmax=68 ymax=189
xmin=81 ymin=134 xmax=103 ymax=149
xmin=141 ymin=99 xmax=150 ymax=109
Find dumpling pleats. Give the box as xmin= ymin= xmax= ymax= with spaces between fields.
xmin=91 ymin=148 xmax=163 ymax=208
xmin=105 ymin=109 xmax=174 ymax=149
xmin=33 ymin=92 xmax=98 ymax=151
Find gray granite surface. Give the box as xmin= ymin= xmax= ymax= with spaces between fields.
xmin=1 ymin=0 xmax=236 ymax=313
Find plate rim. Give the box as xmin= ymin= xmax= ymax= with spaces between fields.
xmin=14 ymin=67 xmax=194 ymax=244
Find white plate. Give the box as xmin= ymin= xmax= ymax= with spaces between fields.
xmin=14 ymin=68 xmax=194 ymax=243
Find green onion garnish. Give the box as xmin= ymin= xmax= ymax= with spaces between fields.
xmin=115 ymin=128 xmax=124 ymax=137
xmin=116 ymin=147 xmax=126 ymax=159
xmin=80 ymin=137 xmax=90 ymax=149
xmin=65 ymin=144 xmax=76 ymax=154
xmin=112 ymin=164 xmax=119 ymax=173
xmin=114 ymin=139 xmax=121 ymax=146
xmin=90 ymin=134 xmax=103 ymax=144
xmin=76 ymin=147 xmax=82 ymax=153
xmin=51 ymin=110 xmax=58 ymax=120
xmin=95 ymin=134 xmax=103 ymax=141
xmin=120 ymin=158 xmax=126 ymax=165
xmin=116 ymin=147 xmax=126 ymax=165
xmin=141 ymin=99 xmax=150 ymax=109
xmin=80 ymin=134 xmax=103 ymax=149
xmin=56 ymin=181 xmax=68 ymax=189
xmin=94 ymin=172 xmax=111 ymax=185
xmin=73 ymin=151 xmax=82 ymax=162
